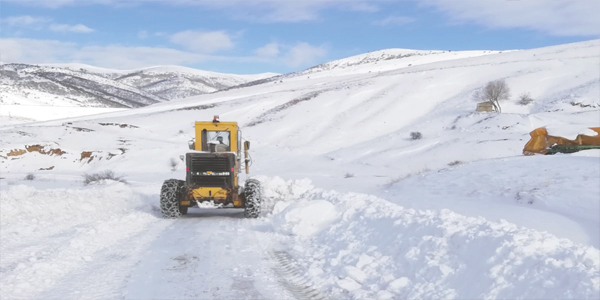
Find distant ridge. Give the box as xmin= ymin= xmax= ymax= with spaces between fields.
xmin=0 ymin=63 xmax=277 ymax=108
xmin=228 ymin=48 xmax=503 ymax=90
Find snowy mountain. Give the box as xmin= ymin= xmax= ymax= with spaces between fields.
xmin=1 ymin=40 xmax=599 ymax=299
xmin=0 ymin=63 xmax=277 ymax=122
xmin=0 ymin=63 xmax=163 ymax=108
xmin=54 ymin=64 xmax=278 ymax=100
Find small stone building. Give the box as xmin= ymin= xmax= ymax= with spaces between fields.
xmin=476 ymin=102 xmax=494 ymax=112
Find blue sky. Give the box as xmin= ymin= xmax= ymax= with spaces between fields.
xmin=0 ymin=0 xmax=598 ymax=74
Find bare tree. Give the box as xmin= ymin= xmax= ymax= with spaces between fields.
xmin=473 ymin=79 xmax=511 ymax=112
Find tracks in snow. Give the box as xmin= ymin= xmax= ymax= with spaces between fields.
xmin=270 ymin=250 xmax=329 ymax=300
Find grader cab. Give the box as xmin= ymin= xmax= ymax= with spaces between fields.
xmin=159 ymin=116 xmax=261 ymax=218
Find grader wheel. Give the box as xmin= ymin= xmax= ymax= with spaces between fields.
xmin=244 ymin=179 xmax=261 ymax=218
xmin=160 ymin=179 xmax=185 ymax=218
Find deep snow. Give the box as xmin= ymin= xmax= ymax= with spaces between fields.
xmin=1 ymin=40 xmax=599 ymax=299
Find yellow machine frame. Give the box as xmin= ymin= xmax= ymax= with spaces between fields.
xmin=184 ymin=119 xmax=247 ymax=208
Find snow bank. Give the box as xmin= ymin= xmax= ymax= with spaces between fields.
xmin=256 ymin=175 xmax=316 ymax=215
xmin=0 ymin=182 xmax=147 ymax=229
xmin=265 ymin=178 xmax=600 ymax=300
xmin=259 ymin=176 xmax=340 ymax=236
xmin=0 ymin=182 xmax=162 ymax=300
xmin=272 ymin=200 xmax=338 ymax=237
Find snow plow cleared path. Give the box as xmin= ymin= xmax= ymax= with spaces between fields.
xmin=0 ymin=182 xmax=299 ymax=300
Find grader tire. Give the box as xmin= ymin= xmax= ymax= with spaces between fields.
xmin=244 ymin=179 xmax=261 ymax=218
xmin=160 ymin=179 xmax=185 ymax=218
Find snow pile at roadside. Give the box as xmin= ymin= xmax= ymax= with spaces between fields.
xmin=264 ymin=177 xmax=600 ymax=299
xmin=257 ymin=176 xmax=316 ymax=214
xmin=259 ymin=176 xmax=340 ymax=236
xmin=0 ymin=182 xmax=148 ymax=230
xmin=0 ymin=182 xmax=162 ymax=299
xmin=272 ymin=200 xmax=338 ymax=237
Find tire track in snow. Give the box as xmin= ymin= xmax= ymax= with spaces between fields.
xmin=124 ymin=212 xmax=297 ymax=300
xmin=270 ymin=250 xmax=329 ymax=300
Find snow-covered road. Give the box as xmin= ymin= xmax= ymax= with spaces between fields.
xmin=0 ymin=183 xmax=302 ymax=299
xmin=125 ymin=210 xmax=296 ymax=300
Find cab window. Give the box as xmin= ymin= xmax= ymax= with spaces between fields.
xmin=207 ymin=131 xmax=230 ymax=146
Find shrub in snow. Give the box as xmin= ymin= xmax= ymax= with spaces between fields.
xmin=24 ymin=173 xmax=35 ymax=180
xmin=83 ymin=170 xmax=127 ymax=185
xmin=448 ymin=160 xmax=462 ymax=166
xmin=518 ymin=92 xmax=534 ymax=105
xmin=570 ymin=101 xmax=595 ymax=108
xmin=344 ymin=173 xmax=354 ymax=178
xmin=410 ymin=132 xmax=423 ymax=140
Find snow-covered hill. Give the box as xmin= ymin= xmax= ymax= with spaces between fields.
xmin=297 ymin=48 xmax=505 ymax=77
xmin=0 ymin=63 xmax=163 ymax=108
xmin=1 ymin=40 xmax=599 ymax=299
xmin=0 ymin=63 xmax=276 ymax=123
xmin=234 ymin=48 xmax=503 ymax=89
xmin=50 ymin=64 xmax=278 ymax=100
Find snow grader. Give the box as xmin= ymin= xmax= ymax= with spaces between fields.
xmin=159 ymin=116 xmax=261 ymax=218
xmin=523 ymin=127 xmax=600 ymax=155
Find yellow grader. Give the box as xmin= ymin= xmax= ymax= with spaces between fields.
xmin=523 ymin=127 xmax=600 ymax=155
xmin=160 ymin=116 xmax=261 ymax=218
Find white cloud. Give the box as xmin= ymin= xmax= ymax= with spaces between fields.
xmin=421 ymin=0 xmax=600 ymax=36
xmin=373 ymin=16 xmax=416 ymax=26
xmin=4 ymin=0 xmax=92 ymax=7
xmin=6 ymin=0 xmax=598 ymax=36
xmin=2 ymin=15 xmax=95 ymax=34
xmin=0 ymin=38 xmax=244 ymax=70
xmin=2 ymin=15 xmax=50 ymax=27
xmin=283 ymin=42 xmax=327 ymax=68
xmin=253 ymin=41 xmax=328 ymax=67
xmin=0 ymin=38 xmax=327 ymax=71
xmin=72 ymin=45 xmax=211 ymax=69
xmin=138 ymin=30 xmax=149 ymax=39
xmin=255 ymin=42 xmax=280 ymax=58
xmin=0 ymin=38 xmax=78 ymax=63
xmin=5 ymin=0 xmax=389 ymax=23
xmin=170 ymin=30 xmax=234 ymax=53
xmin=49 ymin=23 xmax=94 ymax=33
xmin=344 ymin=2 xmax=380 ymax=13
xmin=254 ymin=41 xmax=328 ymax=68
